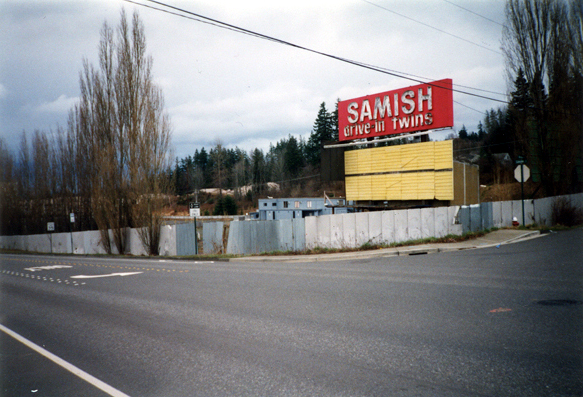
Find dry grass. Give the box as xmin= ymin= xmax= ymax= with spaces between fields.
xmin=480 ymin=182 xmax=544 ymax=202
xmin=257 ymin=230 xmax=493 ymax=256
xmin=552 ymin=197 xmax=583 ymax=227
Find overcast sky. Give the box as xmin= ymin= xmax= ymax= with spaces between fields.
xmin=0 ymin=0 xmax=508 ymax=160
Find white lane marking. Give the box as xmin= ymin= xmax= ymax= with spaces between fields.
xmin=0 ymin=323 xmax=131 ymax=397
xmin=24 ymin=265 xmax=73 ymax=272
xmin=70 ymin=272 xmax=143 ymax=279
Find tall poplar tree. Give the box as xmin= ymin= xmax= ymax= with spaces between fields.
xmin=70 ymin=9 xmax=172 ymax=254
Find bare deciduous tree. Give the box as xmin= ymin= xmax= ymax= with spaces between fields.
xmin=69 ymin=9 xmax=172 ymax=255
xmin=503 ymin=0 xmax=582 ymax=195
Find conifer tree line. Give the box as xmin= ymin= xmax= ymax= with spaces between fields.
xmin=172 ymin=101 xmax=338 ymax=201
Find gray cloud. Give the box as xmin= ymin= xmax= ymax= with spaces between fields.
xmin=1 ymin=0 xmax=508 ymax=158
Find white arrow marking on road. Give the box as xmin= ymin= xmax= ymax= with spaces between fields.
xmin=70 ymin=272 xmax=143 ymax=279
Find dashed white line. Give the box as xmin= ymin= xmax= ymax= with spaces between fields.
xmin=1 ymin=270 xmax=83 ymax=287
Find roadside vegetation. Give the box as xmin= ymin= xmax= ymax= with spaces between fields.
xmin=257 ymin=229 xmax=497 ymax=257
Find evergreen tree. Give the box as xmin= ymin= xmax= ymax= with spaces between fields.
xmin=458 ymin=125 xmax=468 ymax=140
xmin=194 ymin=147 xmax=209 ymax=187
xmin=330 ymin=100 xmax=339 ymax=141
xmin=306 ymin=102 xmax=333 ymax=167
xmin=213 ymin=195 xmax=237 ymax=215
xmin=483 ymin=107 xmax=513 ymax=155
xmin=283 ymin=135 xmax=304 ymax=179
xmin=477 ymin=121 xmax=486 ymax=141
xmin=507 ymin=69 xmax=533 ymax=158
xmin=222 ymin=194 xmax=238 ymax=215
xmin=250 ymin=148 xmax=266 ymax=194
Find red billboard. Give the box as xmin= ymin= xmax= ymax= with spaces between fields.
xmin=338 ymin=78 xmax=453 ymax=141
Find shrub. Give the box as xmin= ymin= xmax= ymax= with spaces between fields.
xmin=213 ymin=195 xmax=238 ymax=216
xmin=551 ymin=197 xmax=583 ymax=227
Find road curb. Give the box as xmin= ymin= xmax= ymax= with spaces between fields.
xmin=396 ymin=247 xmax=440 ymax=256
xmin=229 ymin=229 xmax=544 ymax=262
xmin=504 ymin=230 xmax=541 ymax=243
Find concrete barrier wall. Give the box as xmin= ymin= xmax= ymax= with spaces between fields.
xmin=394 ymin=210 xmax=408 ymax=243
xmin=408 ymin=209 xmax=421 ymax=241
xmin=127 ymin=229 xmax=148 ymax=256
xmin=534 ymin=197 xmax=553 ymax=226
xmin=421 ymin=208 xmax=435 ymax=239
xmin=2 ymin=193 xmax=581 ymax=256
xmin=303 ymin=192 xmax=582 ymax=251
xmin=226 ymin=219 xmax=305 ymax=255
xmin=381 ymin=211 xmax=395 ymax=244
xmin=175 ymin=223 xmax=197 ymax=256
xmin=202 ymin=222 xmax=224 ymax=254
xmin=160 ymin=225 xmax=176 ymax=256
xmin=0 ymin=226 xmax=178 ymax=257
xmin=82 ymin=230 xmax=101 ymax=255
xmin=342 ymin=213 xmax=357 ymax=248
xmin=293 ymin=218 xmax=305 ymax=251
xmin=305 ymin=206 xmax=468 ymax=250
xmin=434 ymin=207 xmax=448 ymax=238
xmin=572 ymin=193 xmax=583 ymax=209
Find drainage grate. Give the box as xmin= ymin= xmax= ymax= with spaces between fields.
xmin=536 ymin=299 xmax=582 ymax=306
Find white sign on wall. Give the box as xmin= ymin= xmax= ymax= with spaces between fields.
xmin=189 ymin=202 xmax=200 ymax=217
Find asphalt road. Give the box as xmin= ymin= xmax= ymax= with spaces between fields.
xmin=1 ymin=228 xmax=582 ymax=396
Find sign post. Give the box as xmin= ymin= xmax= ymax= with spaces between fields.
xmin=189 ymin=202 xmax=200 ymax=255
xmin=70 ymin=213 xmax=75 ymax=254
xmin=47 ymin=222 xmax=55 ymax=254
xmin=514 ymin=157 xmax=530 ymax=226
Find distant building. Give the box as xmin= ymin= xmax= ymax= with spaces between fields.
xmin=254 ymin=197 xmax=349 ymax=221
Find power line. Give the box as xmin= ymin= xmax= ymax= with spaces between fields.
xmin=125 ymin=0 xmax=510 ymax=106
xmin=362 ymin=0 xmax=503 ymax=55
xmin=454 ymin=101 xmax=487 ymax=115
xmin=452 ymin=138 xmax=528 ymax=153
xmin=124 ymin=0 xmax=582 ymax=120
xmin=350 ymin=60 xmax=506 ymax=97
xmin=441 ymin=0 xmax=505 ymax=27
